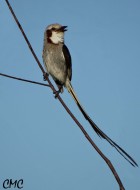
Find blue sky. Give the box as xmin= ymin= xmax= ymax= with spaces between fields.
xmin=0 ymin=0 xmax=140 ymax=189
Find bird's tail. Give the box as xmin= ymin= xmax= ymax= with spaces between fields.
xmin=66 ymin=81 xmax=138 ymax=167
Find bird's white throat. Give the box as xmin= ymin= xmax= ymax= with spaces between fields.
xmin=50 ymin=31 xmax=64 ymax=44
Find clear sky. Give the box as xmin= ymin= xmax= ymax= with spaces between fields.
xmin=0 ymin=0 xmax=140 ymax=189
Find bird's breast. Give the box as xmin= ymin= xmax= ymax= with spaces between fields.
xmin=44 ymin=48 xmax=67 ymax=84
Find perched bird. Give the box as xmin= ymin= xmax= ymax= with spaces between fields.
xmin=42 ymin=23 xmax=137 ymax=167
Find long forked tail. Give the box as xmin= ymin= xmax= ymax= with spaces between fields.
xmin=66 ymin=82 xmax=138 ymax=167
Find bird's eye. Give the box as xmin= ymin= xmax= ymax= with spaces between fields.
xmin=47 ymin=30 xmax=52 ymax=37
xmin=51 ymin=27 xmax=56 ymax=31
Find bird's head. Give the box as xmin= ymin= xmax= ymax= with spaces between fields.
xmin=46 ymin=24 xmax=67 ymax=44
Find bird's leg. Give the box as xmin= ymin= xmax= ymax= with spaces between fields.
xmin=43 ymin=72 xmax=49 ymax=81
xmin=53 ymin=86 xmax=63 ymax=98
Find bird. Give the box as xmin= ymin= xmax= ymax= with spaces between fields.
xmin=42 ymin=23 xmax=138 ymax=167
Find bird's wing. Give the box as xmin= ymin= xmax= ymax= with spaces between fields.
xmin=62 ymin=44 xmax=72 ymax=81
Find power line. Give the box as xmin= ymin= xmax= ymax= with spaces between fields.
xmin=0 ymin=72 xmax=50 ymax=87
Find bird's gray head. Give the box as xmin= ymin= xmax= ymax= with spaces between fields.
xmin=46 ymin=24 xmax=67 ymax=44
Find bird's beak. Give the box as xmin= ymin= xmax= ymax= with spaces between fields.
xmin=60 ymin=26 xmax=67 ymax=32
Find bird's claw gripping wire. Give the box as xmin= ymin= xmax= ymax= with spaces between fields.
xmin=53 ymin=87 xmax=62 ymax=98
xmin=43 ymin=72 xmax=49 ymax=81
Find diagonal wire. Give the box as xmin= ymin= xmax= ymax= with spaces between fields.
xmin=4 ymin=0 xmax=125 ymax=189
xmin=0 ymin=72 xmax=50 ymax=87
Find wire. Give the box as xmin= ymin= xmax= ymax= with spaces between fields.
xmin=0 ymin=72 xmax=50 ymax=87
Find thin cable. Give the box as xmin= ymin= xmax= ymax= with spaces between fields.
xmin=0 ymin=72 xmax=50 ymax=87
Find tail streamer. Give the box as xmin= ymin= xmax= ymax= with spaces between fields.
xmin=67 ymin=82 xmax=138 ymax=167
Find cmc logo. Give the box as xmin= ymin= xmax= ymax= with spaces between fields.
xmin=3 ymin=179 xmax=23 ymax=189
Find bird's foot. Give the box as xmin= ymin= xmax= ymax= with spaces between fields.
xmin=43 ymin=72 xmax=49 ymax=81
xmin=53 ymin=88 xmax=62 ymax=98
